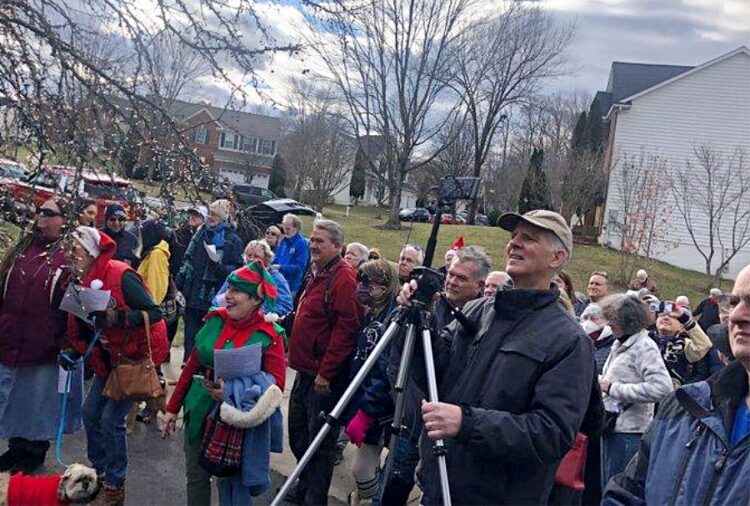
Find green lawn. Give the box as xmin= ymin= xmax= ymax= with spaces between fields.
xmin=0 ymin=203 xmax=727 ymax=305
xmin=309 ymin=204 xmax=727 ymax=303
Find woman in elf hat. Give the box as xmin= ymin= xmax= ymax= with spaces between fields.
xmin=162 ymin=262 xmax=286 ymax=506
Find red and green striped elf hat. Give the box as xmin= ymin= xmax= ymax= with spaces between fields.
xmin=227 ymin=261 xmax=278 ymax=312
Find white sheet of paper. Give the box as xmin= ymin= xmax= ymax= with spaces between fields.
xmin=58 ymin=366 xmax=70 ymax=394
xmin=204 ymin=242 xmax=221 ymax=262
xmin=214 ymin=343 xmax=262 ymax=380
xmin=59 ymin=283 xmax=111 ymax=321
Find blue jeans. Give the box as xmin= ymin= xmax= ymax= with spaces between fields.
xmin=218 ymin=476 xmax=252 ymax=506
xmin=380 ymin=433 xmax=420 ymax=505
xmin=601 ymin=432 xmax=641 ymax=490
xmin=82 ymin=377 xmax=133 ymax=487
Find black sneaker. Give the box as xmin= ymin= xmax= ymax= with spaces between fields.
xmin=11 ymin=455 xmax=45 ymax=475
xmin=0 ymin=448 xmax=19 ymax=472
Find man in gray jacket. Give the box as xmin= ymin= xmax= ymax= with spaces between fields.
xmin=399 ymin=210 xmax=595 ymax=505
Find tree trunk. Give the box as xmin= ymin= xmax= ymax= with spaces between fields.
xmin=385 ymin=179 xmax=402 ymax=228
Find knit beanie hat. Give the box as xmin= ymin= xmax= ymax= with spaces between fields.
xmin=72 ymin=226 xmax=102 ymax=259
xmin=105 ymin=204 xmax=127 ymax=220
xmin=209 ymin=199 xmax=231 ymax=221
xmin=226 ymin=261 xmax=278 ymax=312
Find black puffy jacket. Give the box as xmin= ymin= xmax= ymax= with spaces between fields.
xmin=416 ymin=287 xmax=595 ymax=505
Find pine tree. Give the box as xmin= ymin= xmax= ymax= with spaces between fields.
xmin=586 ymin=101 xmax=604 ymax=153
xmin=571 ymin=111 xmax=587 ymax=153
xmin=518 ymin=147 xmax=551 ymax=213
xmin=349 ymin=152 xmax=366 ymax=203
xmin=269 ymin=154 xmax=287 ymax=197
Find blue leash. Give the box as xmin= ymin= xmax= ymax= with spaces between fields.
xmin=55 ymin=330 xmax=101 ymax=467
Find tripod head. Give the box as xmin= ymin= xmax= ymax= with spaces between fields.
xmin=408 ymin=267 xmax=445 ymax=306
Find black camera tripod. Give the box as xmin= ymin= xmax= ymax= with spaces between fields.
xmin=271 ymin=267 xmax=454 ymax=506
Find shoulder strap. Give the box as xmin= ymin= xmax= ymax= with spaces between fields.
xmin=141 ymin=310 xmax=153 ymax=359
xmin=322 ymin=261 xmax=340 ymax=320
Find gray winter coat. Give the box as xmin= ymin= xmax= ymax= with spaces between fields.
xmin=415 ymin=287 xmax=595 ymax=505
xmin=601 ymin=329 xmax=673 ymax=433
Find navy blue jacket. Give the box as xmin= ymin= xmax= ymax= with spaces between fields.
xmin=103 ymin=227 xmax=139 ymax=266
xmin=176 ymin=224 xmax=244 ymax=311
xmin=603 ymin=360 xmax=750 ymax=505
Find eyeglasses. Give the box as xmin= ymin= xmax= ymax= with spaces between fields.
xmin=108 ymin=216 xmax=126 ymax=222
xmin=265 ymin=231 xmax=278 ymax=237
xmin=591 ymin=271 xmax=609 ymax=279
xmin=37 ymin=208 xmax=63 ymax=218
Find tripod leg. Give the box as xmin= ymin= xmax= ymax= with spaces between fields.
xmin=421 ymin=327 xmax=452 ymax=506
xmin=381 ymin=322 xmax=418 ymax=504
xmin=271 ymin=317 xmax=405 ymax=506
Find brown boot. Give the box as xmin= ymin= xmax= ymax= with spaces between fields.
xmin=98 ymin=483 xmax=125 ymax=506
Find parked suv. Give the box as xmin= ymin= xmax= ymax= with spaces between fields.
xmin=221 ymin=184 xmax=277 ymax=206
xmin=398 ymin=207 xmax=430 ymax=222
xmin=3 ymin=165 xmax=138 ymax=226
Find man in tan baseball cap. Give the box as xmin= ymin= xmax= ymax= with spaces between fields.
xmin=395 ymin=208 xmax=593 ymax=505
xmin=496 ymin=209 xmax=572 ymax=290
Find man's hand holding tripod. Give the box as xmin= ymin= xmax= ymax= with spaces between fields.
xmin=397 ymin=278 xmax=463 ymax=440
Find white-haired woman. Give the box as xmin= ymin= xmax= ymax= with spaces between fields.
xmin=598 ymin=294 xmax=672 ymax=488
xmin=344 ymin=243 xmax=370 ymax=269
xmin=212 ymin=240 xmax=293 ymax=316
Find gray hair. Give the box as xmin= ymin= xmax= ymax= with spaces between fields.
xmin=401 ymin=245 xmax=424 ymax=265
xmin=244 ymin=240 xmax=274 ymax=263
xmin=455 ymin=246 xmax=491 ymax=281
xmin=599 ymin=293 xmax=654 ymax=336
xmin=545 ymin=230 xmax=571 ymax=267
xmin=313 ymin=219 xmax=344 ymax=246
xmin=346 ymin=242 xmax=369 ymax=259
xmin=283 ymin=213 xmax=302 ymax=230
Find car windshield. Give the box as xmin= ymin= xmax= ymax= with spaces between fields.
xmin=0 ymin=163 xmax=25 ymax=179
xmin=84 ymin=182 xmax=132 ymax=200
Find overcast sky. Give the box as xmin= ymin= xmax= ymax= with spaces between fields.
xmin=208 ymin=0 xmax=750 ymax=110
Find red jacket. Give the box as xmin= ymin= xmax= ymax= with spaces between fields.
xmin=68 ymin=232 xmax=169 ymax=378
xmin=289 ymin=257 xmax=363 ymax=381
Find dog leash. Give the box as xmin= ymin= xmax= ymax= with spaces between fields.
xmin=55 ymin=329 xmax=102 ymax=467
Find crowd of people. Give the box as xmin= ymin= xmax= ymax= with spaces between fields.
xmin=1 ymin=198 xmax=749 ymax=506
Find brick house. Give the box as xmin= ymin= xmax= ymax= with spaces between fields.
xmin=169 ymin=99 xmax=282 ymax=189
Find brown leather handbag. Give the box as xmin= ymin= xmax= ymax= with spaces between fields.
xmin=103 ymin=311 xmax=163 ymax=401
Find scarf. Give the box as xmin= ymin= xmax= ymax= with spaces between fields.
xmin=183 ymin=307 xmax=278 ymax=442
xmin=206 ymin=220 xmax=228 ymax=250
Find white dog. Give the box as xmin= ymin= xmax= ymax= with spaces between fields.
xmin=0 ymin=463 xmax=100 ymax=505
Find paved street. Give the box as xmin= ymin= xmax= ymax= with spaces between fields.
xmin=3 ymin=348 xmax=354 ymax=505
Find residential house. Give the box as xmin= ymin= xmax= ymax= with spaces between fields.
xmin=332 ymin=135 xmax=417 ymax=208
xmin=596 ymin=46 xmax=750 ymax=278
xmin=170 ymin=99 xmax=282 ymax=188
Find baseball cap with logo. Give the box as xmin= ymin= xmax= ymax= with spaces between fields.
xmin=497 ymin=209 xmax=573 ymax=255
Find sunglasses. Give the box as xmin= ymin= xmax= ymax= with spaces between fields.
xmin=265 ymin=231 xmax=278 ymax=237
xmin=108 ymin=216 xmax=126 ymax=222
xmin=37 ymin=208 xmax=63 ymax=218
xmin=591 ymin=271 xmax=609 ymax=279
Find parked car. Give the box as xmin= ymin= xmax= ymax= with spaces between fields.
xmin=3 ymin=165 xmax=138 ymax=227
xmin=0 ymin=159 xmax=28 ymax=181
xmin=428 ymin=212 xmax=464 ymax=225
xmin=248 ymin=198 xmax=317 ymax=229
xmin=230 ymin=184 xmax=278 ymax=206
xmin=399 ymin=207 xmax=430 ymax=222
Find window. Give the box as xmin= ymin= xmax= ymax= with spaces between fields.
xmin=193 ymin=127 xmax=209 ymax=145
xmin=220 ymin=131 xmax=238 ymax=150
xmin=243 ymin=137 xmax=258 ymax=153
xmin=259 ymin=139 xmax=275 ymax=156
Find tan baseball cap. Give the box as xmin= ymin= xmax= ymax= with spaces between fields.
xmin=497 ymin=209 xmax=573 ymax=254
